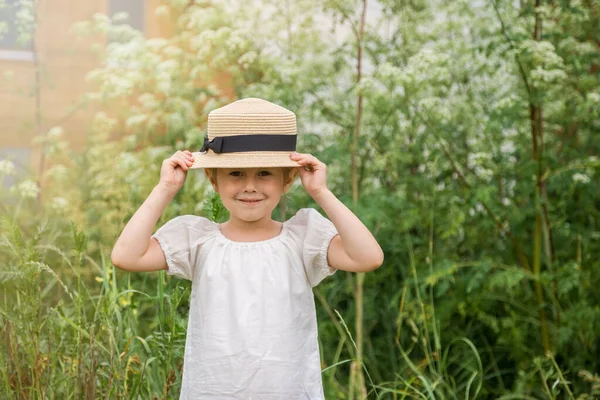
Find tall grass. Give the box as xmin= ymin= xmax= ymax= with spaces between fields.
xmin=1 ymin=187 xmax=596 ymax=399
xmin=0 ymin=206 xmax=189 ymax=399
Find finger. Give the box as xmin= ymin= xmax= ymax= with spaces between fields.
xmin=177 ymin=151 xmax=194 ymax=162
xmin=296 ymin=153 xmax=323 ymax=165
xmin=291 ymin=153 xmax=313 ymax=163
xmin=297 ymin=166 xmax=310 ymax=177
xmin=169 ymin=156 xmax=188 ymax=171
xmin=183 ymin=150 xmax=194 ymax=161
xmin=176 ymin=159 xmax=188 ymax=171
xmin=297 ymin=157 xmax=325 ymax=170
xmin=290 ymin=151 xmax=313 ymax=159
xmin=296 ymin=161 xmax=316 ymax=171
xmin=175 ymin=150 xmax=194 ymax=163
xmin=178 ymin=153 xmax=193 ymax=164
xmin=175 ymin=153 xmax=194 ymax=167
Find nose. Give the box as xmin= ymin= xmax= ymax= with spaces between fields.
xmin=243 ymin=175 xmax=257 ymax=192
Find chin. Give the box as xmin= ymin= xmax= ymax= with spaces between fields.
xmin=234 ymin=209 xmax=273 ymax=221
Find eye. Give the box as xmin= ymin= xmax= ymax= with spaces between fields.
xmin=258 ymin=170 xmax=273 ymax=177
xmin=229 ymin=171 xmax=243 ymax=177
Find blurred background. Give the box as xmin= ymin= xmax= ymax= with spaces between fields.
xmin=0 ymin=0 xmax=599 ymax=398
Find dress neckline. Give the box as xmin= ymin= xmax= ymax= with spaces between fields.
xmin=215 ymin=220 xmax=288 ymax=246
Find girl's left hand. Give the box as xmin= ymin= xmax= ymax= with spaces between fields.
xmin=290 ymin=152 xmax=328 ymax=198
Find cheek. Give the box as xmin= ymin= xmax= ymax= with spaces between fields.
xmin=222 ymin=183 xmax=241 ymax=196
xmin=266 ymin=181 xmax=285 ymax=195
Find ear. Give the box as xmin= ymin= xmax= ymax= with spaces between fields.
xmin=204 ymin=168 xmax=218 ymax=191
xmin=283 ymin=168 xmax=299 ymax=193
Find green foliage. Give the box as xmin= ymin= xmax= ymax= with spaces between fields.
xmin=202 ymin=193 xmax=229 ymax=223
xmin=1 ymin=0 xmax=599 ymax=398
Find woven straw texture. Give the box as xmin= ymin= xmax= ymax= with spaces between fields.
xmin=191 ymin=98 xmax=301 ymax=168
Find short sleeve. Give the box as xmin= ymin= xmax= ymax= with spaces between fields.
xmin=151 ymin=215 xmax=217 ymax=280
xmin=287 ymin=208 xmax=339 ymax=287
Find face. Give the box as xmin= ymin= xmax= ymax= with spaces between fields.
xmin=206 ymin=167 xmax=295 ymax=224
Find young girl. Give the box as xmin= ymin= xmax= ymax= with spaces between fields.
xmin=111 ymin=98 xmax=384 ymax=399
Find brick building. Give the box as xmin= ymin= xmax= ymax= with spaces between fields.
xmin=0 ymin=0 xmax=172 ymax=187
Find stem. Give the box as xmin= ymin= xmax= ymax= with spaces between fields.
xmin=493 ymin=0 xmax=556 ymax=353
xmin=530 ymin=0 xmax=553 ymax=354
xmin=349 ymin=0 xmax=368 ymax=398
xmin=285 ymin=0 xmax=293 ymax=59
xmin=534 ymin=213 xmax=550 ymax=353
xmin=351 ymin=0 xmax=366 ymax=205
xmin=489 ymin=0 xmax=532 ymax=97
xmin=547 ymin=352 xmax=575 ymax=399
xmin=31 ymin=0 xmax=44 ymax=207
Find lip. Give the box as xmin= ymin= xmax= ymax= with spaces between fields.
xmin=238 ymin=199 xmax=263 ymax=205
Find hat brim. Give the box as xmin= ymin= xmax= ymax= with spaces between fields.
xmin=191 ymin=150 xmax=301 ymax=169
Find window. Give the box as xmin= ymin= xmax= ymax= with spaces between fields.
xmin=0 ymin=0 xmax=35 ymax=60
xmin=0 ymin=147 xmax=32 ymax=191
xmin=108 ymin=0 xmax=145 ymax=41
xmin=0 ymin=0 xmax=34 ymax=51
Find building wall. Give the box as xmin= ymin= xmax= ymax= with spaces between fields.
xmin=0 ymin=0 xmax=173 ymax=180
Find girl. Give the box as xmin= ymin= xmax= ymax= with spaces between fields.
xmin=111 ymin=98 xmax=384 ymax=399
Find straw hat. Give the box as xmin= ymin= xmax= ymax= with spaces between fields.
xmin=191 ymin=98 xmax=301 ymax=169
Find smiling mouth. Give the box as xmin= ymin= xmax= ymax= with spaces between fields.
xmin=238 ymin=199 xmax=263 ymax=204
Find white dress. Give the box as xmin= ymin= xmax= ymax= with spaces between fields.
xmin=152 ymin=208 xmax=338 ymax=399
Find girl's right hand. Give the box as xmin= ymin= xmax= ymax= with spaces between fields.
xmin=158 ymin=150 xmax=195 ymax=195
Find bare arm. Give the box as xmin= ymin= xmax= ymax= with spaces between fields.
xmin=111 ymin=150 xmax=195 ymax=272
xmin=313 ymin=189 xmax=384 ymax=272
xmin=290 ymin=152 xmax=384 ymax=272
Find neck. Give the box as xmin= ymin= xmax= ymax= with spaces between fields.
xmin=220 ymin=215 xmax=282 ymax=242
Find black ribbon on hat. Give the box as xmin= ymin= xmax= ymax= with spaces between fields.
xmin=200 ymin=134 xmax=297 ymax=154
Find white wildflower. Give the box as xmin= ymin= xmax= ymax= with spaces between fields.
xmin=356 ymin=76 xmax=376 ymax=95
xmin=146 ymin=38 xmax=168 ymax=51
xmin=238 ymin=51 xmax=257 ymax=66
xmin=502 ymin=197 xmax=511 ymax=206
xmin=500 ymin=141 xmax=516 ymax=155
xmin=155 ymin=5 xmax=170 ymax=17
xmin=0 ymin=159 xmax=16 ymax=176
xmin=506 ymin=179 xmax=516 ymax=196
xmin=163 ymin=45 xmax=182 ymax=58
xmin=572 ymin=173 xmax=590 ymax=184
xmin=138 ymin=93 xmax=158 ymax=109
xmin=467 ymin=152 xmax=489 ymax=169
xmin=496 ymin=97 xmax=517 ymax=110
xmin=16 ymin=180 xmax=40 ymax=199
xmin=474 ymin=166 xmax=493 ymax=181
xmin=112 ymin=12 xmax=129 ymax=23
xmin=502 ymin=127 xmax=518 ymax=138
xmin=126 ymin=114 xmax=148 ymax=128
xmin=377 ymin=62 xmax=402 ymax=82
xmin=92 ymin=13 xmax=110 ymax=23
xmin=227 ymin=32 xmax=245 ymax=50
xmin=46 ymin=164 xmax=68 ymax=181
xmin=52 ymin=197 xmax=69 ymax=212
xmin=124 ymin=135 xmax=137 ymax=148
xmin=47 ymin=126 xmax=64 ymax=139
xmin=587 ymin=92 xmax=600 ymax=103
xmin=119 ymin=152 xmax=138 ymax=169
xmin=467 ymin=137 xmax=478 ymax=147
